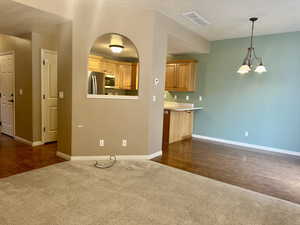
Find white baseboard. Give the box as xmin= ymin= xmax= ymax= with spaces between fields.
xmin=148 ymin=151 xmax=162 ymax=159
xmin=192 ymin=134 xmax=300 ymax=157
xmin=56 ymin=151 xmax=163 ymax=161
xmin=14 ymin=136 xmax=44 ymax=147
xmin=56 ymin=151 xmax=71 ymax=160
xmin=14 ymin=136 xmax=32 ymax=145
xmin=32 ymin=141 xmax=44 ymax=147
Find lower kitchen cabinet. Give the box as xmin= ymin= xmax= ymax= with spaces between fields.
xmin=162 ymin=109 xmax=193 ymax=150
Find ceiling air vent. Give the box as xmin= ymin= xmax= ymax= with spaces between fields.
xmin=182 ymin=11 xmax=210 ymax=26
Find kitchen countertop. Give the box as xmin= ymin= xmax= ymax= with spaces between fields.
xmin=164 ymin=102 xmax=203 ymax=112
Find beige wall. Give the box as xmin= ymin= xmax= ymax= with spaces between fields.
xmin=57 ymin=22 xmax=73 ymax=155
xmin=71 ymin=3 xmax=154 ymax=156
xmin=10 ymin=0 xmax=210 ymax=156
xmin=70 ymin=2 xmax=210 ymax=157
xmin=31 ymin=32 xmax=58 ymax=142
xmin=0 ymin=32 xmax=57 ymax=142
xmin=0 ymin=34 xmax=32 ymax=140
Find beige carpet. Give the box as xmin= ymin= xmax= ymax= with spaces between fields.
xmin=0 ymin=160 xmax=300 ymax=225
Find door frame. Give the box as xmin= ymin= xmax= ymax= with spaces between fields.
xmin=41 ymin=49 xmax=58 ymax=143
xmin=0 ymin=51 xmax=16 ymax=137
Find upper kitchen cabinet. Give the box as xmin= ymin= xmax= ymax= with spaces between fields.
xmin=165 ymin=60 xmax=197 ymax=92
xmin=117 ymin=63 xmax=138 ymax=90
xmin=88 ymin=55 xmax=102 ymax=72
xmin=87 ymin=33 xmax=139 ymax=98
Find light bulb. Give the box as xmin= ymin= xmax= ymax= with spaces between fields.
xmin=109 ymin=45 xmax=124 ymax=54
xmin=237 ymin=65 xmax=251 ymax=74
xmin=255 ymin=65 xmax=267 ymax=74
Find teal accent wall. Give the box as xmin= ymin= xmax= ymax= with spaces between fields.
xmin=167 ymin=31 xmax=300 ymax=152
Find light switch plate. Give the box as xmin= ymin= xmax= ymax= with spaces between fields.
xmin=59 ymin=91 xmax=64 ymax=99
xmin=122 ymin=139 xmax=127 ymax=147
xmin=19 ymin=89 xmax=23 ymax=95
xmin=186 ymin=96 xmax=189 ymax=101
xmin=152 ymin=96 xmax=156 ymax=102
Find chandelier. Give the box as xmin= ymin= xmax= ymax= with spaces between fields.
xmin=237 ymin=17 xmax=267 ymax=74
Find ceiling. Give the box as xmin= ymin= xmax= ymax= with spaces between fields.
xmin=5 ymin=0 xmax=300 ymax=41
xmin=101 ymin=0 xmax=300 ymax=41
xmin=0 ymin=0 xmax=69 ymax=36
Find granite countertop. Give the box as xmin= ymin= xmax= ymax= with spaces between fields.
xmin=164 ymin=102 xmax=203 ymax=112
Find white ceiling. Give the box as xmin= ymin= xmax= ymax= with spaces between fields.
xmin=101 ymin=0 xmax=300 ymax=41
xmin=5 ymin=0 xmax=300 ymax=41
xmin=0 ymin=0 xmax=69 ymax=36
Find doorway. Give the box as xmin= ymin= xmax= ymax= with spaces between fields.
xmin=41 ymin=49 xmax=58 ymax=144
xmin=0 ymin=51 xmax=15 ymax=137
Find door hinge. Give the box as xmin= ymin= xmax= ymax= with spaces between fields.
xmin=43 ymin=59 xmax=46 ymax=66
xmin=0 ymin=93 xmax=1 ymax=98
xmin=43 ymin=127 xmax=46 ymax=132
xmin=43 ymin=94 xmax=46 ymax=100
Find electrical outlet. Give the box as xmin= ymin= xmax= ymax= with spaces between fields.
xmin=122 ymin=139 xmax=127 ymax=147
xmin=244 ymin=131 xmax=249 ymax=137
xmin=99 ymin=139 xmax=104 ymax=147
xmin=186 ymin=95 xmax=189 ymax=101
xmin=19 ymin=89 xmax=23 ymax=95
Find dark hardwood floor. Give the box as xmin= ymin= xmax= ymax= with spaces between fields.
xmin=153 ymin=139 xmax=300 ymax=205
xmin=0 ymin=134 xmax=65 ymax=178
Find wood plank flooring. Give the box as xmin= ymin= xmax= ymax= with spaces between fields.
xmin=153 ymin=139 xmax=300 ymax=205
xmin=0 ymin=134 xmax=65 ymax=178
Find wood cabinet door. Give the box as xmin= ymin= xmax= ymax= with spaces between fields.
xmin=88 ymin=57 xmax=101 ymax=72
xmin=165 ymin=61 xmax=197 ymax=92
xmin=105 ymin=61 xmax=117 ymax=75
xmin=165 ymin=64 xmax=177 ymax=90
xmin=119 ymin=64 xmax=133 ymax=90
xmin=176 ymin=63 xmax=192 ymax=91
xmin=115 ymin=66 xmax=123 ymax=89
xmin=169 ymin=111 xmax=193 ymax=144
xmin=98 ymin=60 xmax=106 ymax=73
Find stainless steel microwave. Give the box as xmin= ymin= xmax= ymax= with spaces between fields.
xmin=104 ymin=74 xmax=116 ymax=88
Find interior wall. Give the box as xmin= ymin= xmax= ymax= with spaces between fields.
xmin=67 ymin=1 xmax=210 ymax=157
xmin=167 ymin=31 xmax=300 ymax=153
xmin=57 ymin=22 xmax=73 ymax=155
xmin=0 ymin=34 xmax=32 ymax=140
xmin=31 ymin=32 xmax=58 ymax=142
xmin=71 ymin=3 xmax=155 ymax=156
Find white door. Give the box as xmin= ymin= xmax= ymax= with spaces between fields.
xmin=41 ymin=50 xmax=58 ymax=143
xmin=0 ymin=53 xmax=15 ymax=137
